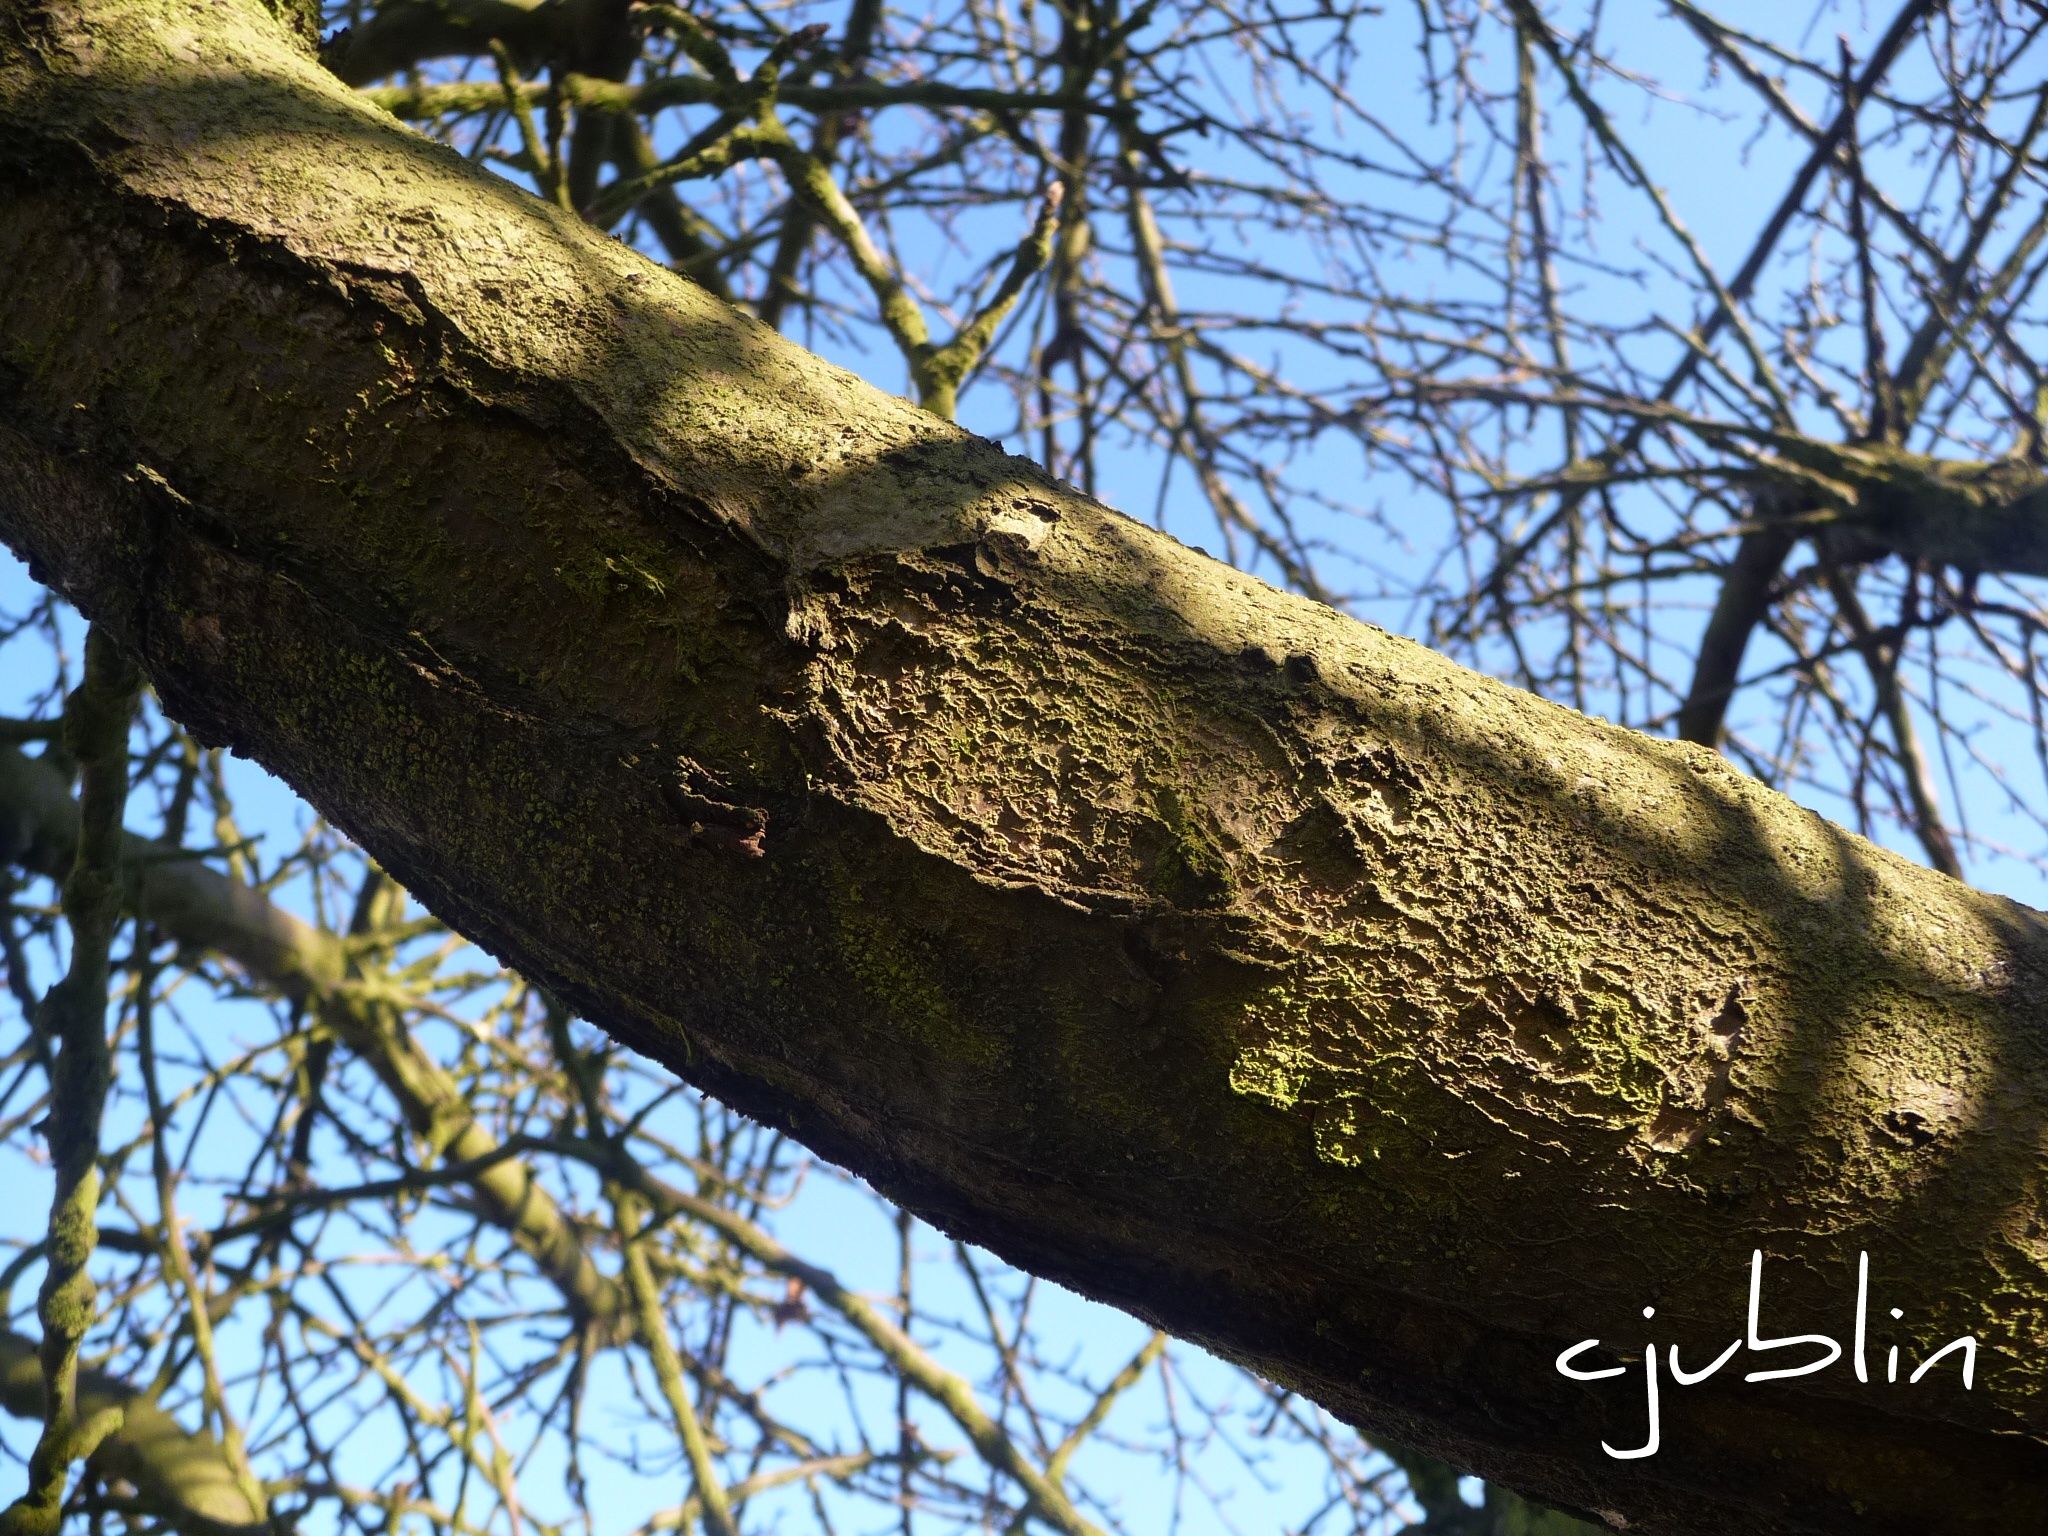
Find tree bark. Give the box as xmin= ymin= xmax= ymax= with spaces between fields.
xmin=2 ymin=3 xmax=2046 ymax=1530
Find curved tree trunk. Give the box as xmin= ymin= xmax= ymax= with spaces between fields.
xmin=2 ymin=4 xmax=2046 ymax=1530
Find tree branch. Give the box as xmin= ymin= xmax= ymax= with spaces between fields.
xmin=0 ymin=1330 xmax=269 ymax=1536
xmin=4 ymin=5 xmax=2048 ymax=1530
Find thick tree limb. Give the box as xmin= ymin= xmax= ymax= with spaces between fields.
xmin=1 ymin=630 xmax=139 ymax=1536
xmin=1674 ymin=522 xmax=1795 ymax=750
xmin=3 ymin=4 xmax=2048 ymax=1532
xmin=0 ymin=744 xmax=628 ymax=1333
xmin=322 ymin=0 xmax=601 ymax=87
xmin=0 ymin=1330 xmax=269 ymax=1536
xmin=0 ymin=744 xmax=1105 ymax=1526
xmin=1414 ymin=381 xmax=2048 ymax=581
xmin=1736 ymin=436 xmax=2048 ymax=579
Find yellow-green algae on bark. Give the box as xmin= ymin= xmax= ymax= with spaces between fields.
xmin=3 ymin=2 xmax=2048 ymax=1531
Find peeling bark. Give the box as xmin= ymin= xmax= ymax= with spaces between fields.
xmin=2 ymin=3 xmax=2047 ymax=1531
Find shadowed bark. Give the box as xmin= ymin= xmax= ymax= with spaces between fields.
xmin=3 ymin=3 xmax=2047 ymax=1532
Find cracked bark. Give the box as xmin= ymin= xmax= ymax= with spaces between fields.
xmin=3 ymin=3 xmax=2048 ymax=1531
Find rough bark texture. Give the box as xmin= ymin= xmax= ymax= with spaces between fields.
xmin=3 ymin=3 xmax=2047 ymax=1531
